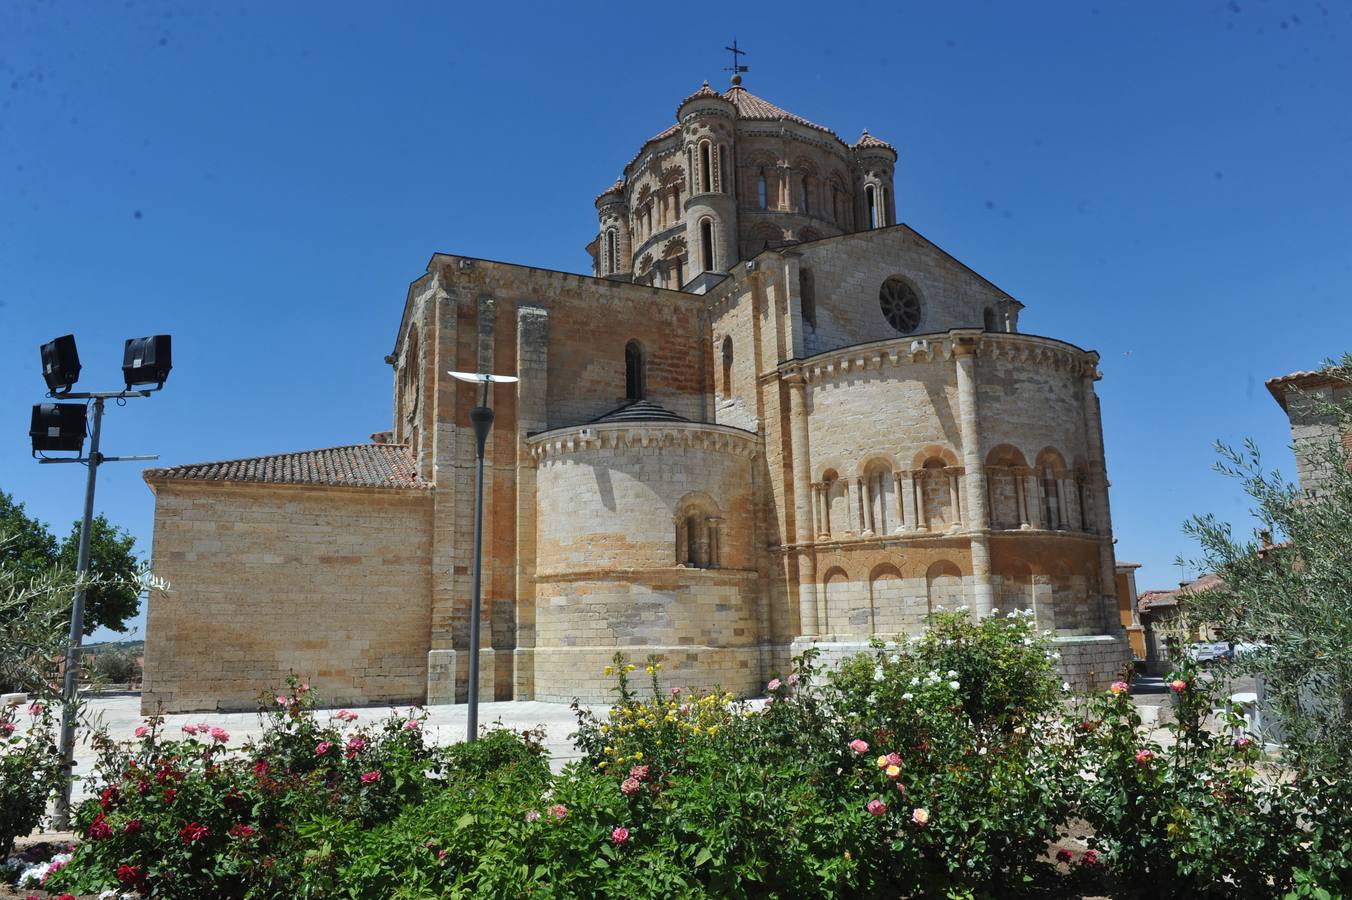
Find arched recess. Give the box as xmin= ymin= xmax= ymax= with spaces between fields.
xmin=983 ymin=306 xmax=1000 ymax=332
xmin=748 ymin=223 xmax=781 ymax=258
xmin=995 ymin=559 xmax=1034 ymax=614
xmin=985 ymin=444 xmax=1030 ymax=529
xmin=823 ymin=469 xmax=849 ymax=537
xmin=869 ymin=563 xmax=909 ymax=636
xmin=865 ymin=184 xmax=878 ymax=228
xmin=699 ymin=218 xmax=716 ymax=272
xmin=1035 ymin=448 xmax=1070 ymax=530
xmin=919 ymin=456 xmax=956 ymax=531
xmin=674 ymin=492 xmax=722 ymax=569
xmin=823 ymin=566 xmax=868 ymax=636
xmin=860 ymin=456 xmax=898 ymax=534
xmin=926 ymin=560 xmax=964 ymax=613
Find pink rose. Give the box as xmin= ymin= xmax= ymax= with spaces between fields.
xmin=1109 ymin=681 xmax=1129 ymax=695
xmin=181 ymin=724 xmax=199 ymax=735
xmin=886 ymin=752 xmax=902 ymax=767
xmin=1169 ymin=679 xmax=1187 ymax=693
xmin=849 ymin=739 xmax=869 ymax=754
xmin=315 ymin=741 xmax=332 ymax=756
xmin=1234 ymin=736 xmax=1253 ymax=750
xmin=196 ymin=722 xmax=210 ymax=733
xmin=621 ymin=777 xmax=641 ymax=796
xmin=767 ymin=678 xmax=782 ymax=692
xmin=1135 ymin=748 xmax=1154 ymax=764
xmin=336 ymin=709 xmax=358 ymax=722
xmin=276 ymin=695 xmax=290 ymax=706
xmin=360 ymin=770 xmax=381 ymax=784
xmin=911 ymin=807 xmax=929 ymax=826
xmin=549 ymin=804 xmax=568 ymax=820
xmin=404 ymin=719 xmax=421 ymax=731
xmin=27 ymin=702 xmax=43 ymax=716
xmin=866 ymin=799 xmax=887 ymax=817
xmin=670 ymin=687 xmax=682 ymax=696
xmin=525 ymin=810 xmax=541 ymax=822
xmin=0 ymin=722 xmax=16 ymax=737
xmin=629 ymin=765 xmax=649 ymax=781
xmin=611 ymin=826 xmax=630 ymax=845
xmin=209 ymin=726 xmax=230 ymax=744
xmin=786 ymin=673 xmax=800 ymax=687
xmin=134 ymin=725 xmax=149 ymax=738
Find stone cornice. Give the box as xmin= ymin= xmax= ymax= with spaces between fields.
xmin=534 ymin=566 xmax=759 ymax=582
xmin=527 ymin=420 xmax=760 ymax=463
xmin=771 ymin=331 xmax=1098 ymax=387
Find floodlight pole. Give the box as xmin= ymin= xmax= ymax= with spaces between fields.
xmin=43 ymin=390 xmax=159 ymax=829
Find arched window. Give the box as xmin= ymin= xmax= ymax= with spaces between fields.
xmin=800 ymin=176 xmax=810 ymax=214
xmin=830 ymin=183 xmax=838 ymax=222
xmin=799 ymin=267 xmax=816 ymax=327
xmin=605 ymin=229 xmax=618 ymax=275
xmin=757 ymin=172 xmax=768 ymax=209
xmin=625 ymin=340 xmax=645 ymax=400
xmin=674 ymin=494 xmax=722 ymax=569
xmin=983 ymin=306 xmax=998 ymax=332
xmin=700 ymin=218 xmax=715 ymax=271
xmin=721 ymin=335 xmax=733 ymax=395
xmin=866 ymin=185 xmax=877 ymax=228
xmin=700 ymin=142 xmax=712 ymax=193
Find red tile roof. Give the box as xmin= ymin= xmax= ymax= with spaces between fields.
xmin=724 ymin=84 xmax=838 ymax=138
xmin=1266 ymin=368 xmax=1349 ymax=409
xmin=677 ymin=80 xmax=725 ymax=109
xmin=144 ymin=444 xmax=429 ymax=490
xmin=594 ymin=178 xmax=626 ymax=204
xmin=852 ymin=129 xmax=896 ymax=152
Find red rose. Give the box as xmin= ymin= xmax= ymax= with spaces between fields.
xmin=228 ymin=823 xmax=256 ymax=839
xmin=123 ymin=818 xmax=143 ymax=836
xmin=116 ymin=863 xmax=145 ymax=885
xmin=137 ymin=779 xmax=151 ymax=795
xmin=163 ymin=787 xmax=177 ymax=804
xmin=88 ymin=813 xmax=113 ymax=840
xmin=179 ymin=821 xmax=209 ymax=844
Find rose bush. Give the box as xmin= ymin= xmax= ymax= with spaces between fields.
xmin=36 ymin=617 xmax=1349 ymax=897
xmin=0 ymin=701 xmax=64 ymax=857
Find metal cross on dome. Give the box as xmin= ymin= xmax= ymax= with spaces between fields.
xmin=724 ymin=38 xmax=749 ymax=77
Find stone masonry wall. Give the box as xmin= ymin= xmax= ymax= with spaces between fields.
xmin=142 ymin=482 xmax=432 ymax=713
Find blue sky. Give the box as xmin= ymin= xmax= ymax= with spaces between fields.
xmin=2 ymin=2 xmax=1349 ymax=642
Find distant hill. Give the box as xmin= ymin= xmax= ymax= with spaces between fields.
xmin=82 ymin=639 xmax=144 ymax=656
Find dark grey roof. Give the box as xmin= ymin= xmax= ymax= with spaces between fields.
xmin=589 ymin=399 xmax=691 ymax=424
xmin=144 ymin=443 xmax=429 ymax=490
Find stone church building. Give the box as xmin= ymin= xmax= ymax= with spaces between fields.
xmin=142 ymin=76 xmax=1131 ymax=712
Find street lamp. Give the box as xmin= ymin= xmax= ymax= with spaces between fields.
xmin=447 ymin=370 xmax=517 ymax=743
xmin=31 ymin=333 xmax=171 ymax=828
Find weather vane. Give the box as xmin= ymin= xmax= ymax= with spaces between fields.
xmin=724 ymin=38 xmax=749 ymax=77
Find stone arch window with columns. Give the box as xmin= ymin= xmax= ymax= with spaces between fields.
xmin=674 ymin=493 xmax=723 ymax=569
xmin=911 ymin=446 xmax=964 ymax=533
xmin=698 ymin=217 xmax=716 ymax=272
xmin=858 ymin=455 xmax=900 ymax=536
xmin=985 ymin=444 xmax=1037 ymax=530
xmin=1034 ymin=447 xmax=1080 ymax=531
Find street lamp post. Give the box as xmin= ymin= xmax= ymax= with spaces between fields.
xmin=448 ymin=370 xmax=517 ymax=743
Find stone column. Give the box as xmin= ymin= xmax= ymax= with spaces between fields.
xmin=862 ymin=477 xmax=876 ymax=534
xmin=707 ymin=517 xmax=722 ymax=569
xmin=1024 ymin=474 xmax=1042 ymax=529
xmin=786 ymin=373 xmax=818 ymax=635
xmin=512 ymin=305 xmax=549 ymax=701
xmin=912 ymin=471 xmax=928 ymax=532
xmin=675 ymin=518 xmax=689 ymax=565
xmin=1057 ymin=478 xmax=1072 ymax=530
xmin=953 ymin=337 xmax=994 ymax=616
xmin=893 ymin=472 xmax=906 ymax=532
xmin=1081 ymin=361 xmax=1122 ymax=633
xmin=947 ymin=470 xmax=963 ymax=528
xmin=1014 ymin=472 xmax=1029 ymax=528
xmin=1044 ymin=473 xmax=1060 ymax=530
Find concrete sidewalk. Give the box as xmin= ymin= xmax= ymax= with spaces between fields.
xmin=61 ymin=693 xmax=599 ymax=803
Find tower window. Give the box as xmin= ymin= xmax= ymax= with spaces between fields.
xmin=700 ymin=142 xmax=712 ymax=193
xmin=605 ymin=229 xmax=618 ymax=275
xmin=721 ymin=335 xmax=733 ymax=395
xmin=625 ymin=340 xmax=645 ymax=400
xmin=800 ymin=177 xmax=809 ymax=214
xmin=758 ymin=173 xmax=767 ymax=209
xmin=983 ymin=306 xmax=999 ymax=332
xmin=700 ymin=218 xmax=715 ymax=271
xmin=866 ymin=185 xmax=877 ymax=229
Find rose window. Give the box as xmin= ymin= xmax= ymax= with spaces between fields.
xmin=879 ymin=277 xmax=922 ymax=334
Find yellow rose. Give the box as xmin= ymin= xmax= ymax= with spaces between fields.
xmin=604 ymin=666 xmax=614 ymax=676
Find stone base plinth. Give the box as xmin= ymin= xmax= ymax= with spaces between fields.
xmin=426 ymin=648 xmax=497 ymax=705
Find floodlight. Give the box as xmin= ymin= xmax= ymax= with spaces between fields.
xmin=122 ymin=335 xmax=173 ymax=390
xmin=40 ymin=334 xmax=82 ymax=394
xmin=30 ymin=403 xmax=88 ymax=454
xmin=447 ymin=371 xmax=519 ymax=385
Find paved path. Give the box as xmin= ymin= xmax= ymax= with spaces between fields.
xmin=62 ymin=693 xmax=600 ymax=803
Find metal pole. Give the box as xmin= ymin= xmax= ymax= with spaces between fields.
xmin=54 ymin=397 xmax=103 ymax=829
xmin=466 ymin=380 xmax=494 ymax=743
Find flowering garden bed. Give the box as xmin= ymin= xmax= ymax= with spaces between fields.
xmin=4 ymin=611 xmax=1348 ymax=898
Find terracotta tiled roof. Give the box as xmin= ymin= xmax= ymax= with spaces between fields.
xmin=852 ymin=129 xmax=896 ymax=152
xmin=723 ymin=84 xmax=838 ymax=138
xmin=594 ymin=178 xmax=626 ymax=204
xmin=144 ymin=444 xmax=429 ymax=490
xmin=1266 ymin=368 xmax=1349 ymax=409
xmin=677 ymin=80 xmax=725 ymax=109
xmin=1137 ymin=573 xmax=1224 ymax=613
